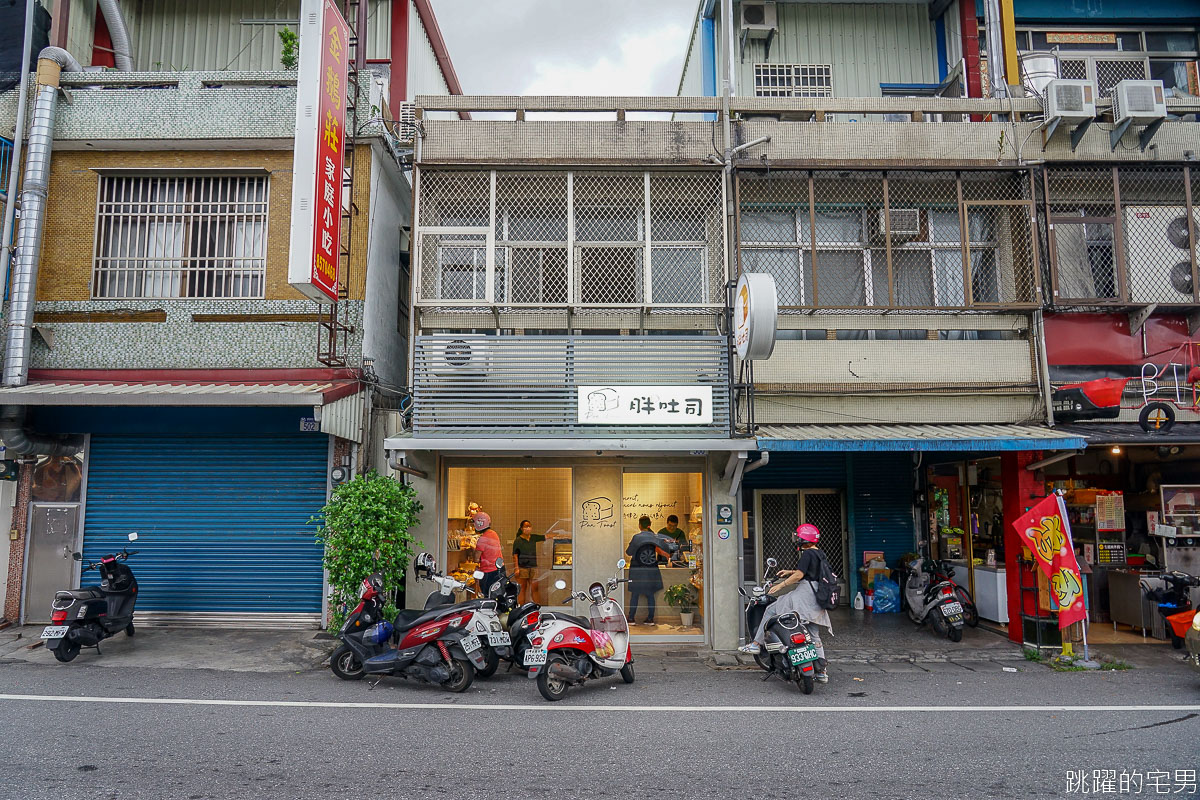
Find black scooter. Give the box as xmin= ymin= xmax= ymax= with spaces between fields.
xmin=42 ymin=532 xmax=140 ymax=663
xmin=738 ymin=557 xmax=825 ymax=694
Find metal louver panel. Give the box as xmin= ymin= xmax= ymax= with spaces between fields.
xmin=83 ymin=434 xmax=328 ymax=617
xmin=412 ymin=334 xmax=730 ymax=436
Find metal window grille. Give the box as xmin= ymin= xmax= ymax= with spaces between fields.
xmin=753 ymin=64 xmax=833 ymax=98
xmin=737 ymin=170 xmax=1032 ymax=310
xmin=92 ymin=175 xmax=268 ymax=299
xmin=416 ymin=170 xmax=725 ymax=308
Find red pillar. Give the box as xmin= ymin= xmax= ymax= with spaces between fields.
xmin=959 ymin=0 xmax=982 ymax=99
xmin=389 ymin=0 xmax=410 ymax=116
xmin=1001 ymin=450 xmax=1043 ymax=644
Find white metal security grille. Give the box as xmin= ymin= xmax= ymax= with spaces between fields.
xmin=753 ymin=64 xmax=833 ymax=98
xmin=92 ymin=175 xmax=268 ymax=299
xmin=416 ymin=170 xmax=725 ymax=308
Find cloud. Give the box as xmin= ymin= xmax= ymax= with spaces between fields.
xmin=521 ymin=24 xmax=692 ymax=96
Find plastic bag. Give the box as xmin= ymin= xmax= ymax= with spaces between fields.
xmin=872 ymin=577 xmax=900 ymax=613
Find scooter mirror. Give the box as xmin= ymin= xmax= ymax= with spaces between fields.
xmin=72 ymin=552 xmax=82 ymax=561
xmin=554 ymin=580 xmax=567 ymax=590
xmin=616 ymin=558 xmax=627 ymax=570
xmin=495 ymin=557 xmax=504 ymax=569
xmin=127 ymin=532 xmax=138 ymax=541
xmin=472 ymin=570 xmax=484 ymax=580
xmin=766 ymin=557 xmax=778 ymax=569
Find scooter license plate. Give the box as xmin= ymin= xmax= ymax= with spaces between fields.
xmin=460 ymin=634 xmax=481 ymax=654
xmin=787 ymin=644 xmax=818 ymax=666
xmin=488 ymin=631 xmax=511 ymax=647
xmin=942 ymin=602 xmax=964 ymax=615
xmin=40 ymin=626 xmax=69 ymax=640
xmin=524 ymin=648 xmax=547 ymax=666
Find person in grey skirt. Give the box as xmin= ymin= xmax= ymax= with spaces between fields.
xmin=738 ymin=523 xmax=832 ymax=683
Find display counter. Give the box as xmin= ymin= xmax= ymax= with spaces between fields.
xmin=971 ymin=566 xmax=1008 ymax=624
xmin=625 ymin=566 xmax=701 ymax=626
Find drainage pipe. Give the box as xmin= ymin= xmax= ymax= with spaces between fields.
xmin=97 ymin=0 xmax=134 ymax=71
xmin=0 ymin=0 xmax=38 ymax=304
xmin=0 ymin=406 xmax=83 ymax=456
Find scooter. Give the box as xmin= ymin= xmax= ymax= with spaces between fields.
xmin=329 ymin=572 xmax=389 ymax=680
xmin=41 ymin=532 xmax=141 ymax=663
xmin=929 ymin=559 xmax=980 ymax=627
xmin=359 ymin=600 xmax=490 ymax=692
xmin=1143 ymin=571 xmax=1199 ymax=649
xmin=417 ymin=554 xmax=515 ymax=678
xmin=524 ymin=559 xmax=635 ymax=701
xmin=904 ymin=557 xmax=966 ymax=642
xmin=738 ymin=557 xmax=824 ymax=694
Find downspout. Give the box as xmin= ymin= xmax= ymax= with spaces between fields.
xmin=981 ymin=0 xmax=1007 ymax=97
xmin=0 ymin=48 xmax=85 ymax=456
xmin=96 ymin=0 xmax=134 ymax=71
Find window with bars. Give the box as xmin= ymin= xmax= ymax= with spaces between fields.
xmin=753 ymin=64 xmax=833 ymax=98
xmin=92 ymin=175 xmax=268 ymax=299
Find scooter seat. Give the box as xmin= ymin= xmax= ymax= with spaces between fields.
xmin=393 ymin=600 xmax=483 ymax=632
xmin=542 ymin=612 xmax=591 ymax=629
xmin=55 ymin=588 xmax=105 ymax=601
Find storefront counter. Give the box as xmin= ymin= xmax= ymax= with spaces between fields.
xmin=625 ymin=566 xmax=701 ymax=627
xmin=972 ymin=566 xmax=1008 ymax=624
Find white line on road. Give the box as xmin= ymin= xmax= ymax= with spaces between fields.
xmin=2 ymin=694 xmax=1199 ymax=713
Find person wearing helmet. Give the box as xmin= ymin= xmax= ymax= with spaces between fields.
xmin=737 ymin=523 xmax=832 ymax=683
xmin=471 ymin=512 xmax=504 ymax=598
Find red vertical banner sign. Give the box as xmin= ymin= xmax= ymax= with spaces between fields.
xmin=289 ymin=0 xmax=349 ymax=303
xmin=1011 ymin=494 xmax=1088 ymax=630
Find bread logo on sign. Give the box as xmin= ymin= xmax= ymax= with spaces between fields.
xmin=581 ymin=496 xmax=614 ymax=522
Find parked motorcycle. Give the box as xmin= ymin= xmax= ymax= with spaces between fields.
xmin=524 ymin=559 xmax=635 ymax=701
xmin=1143 ymin=571 xmax=1199 ymax=649
xmin=41 ymin=533 xmax=140 ymax=663
xmin=329 ymin=572 xmax=389 ymax=680
xmin=417 ymin=554 xmax=515 ymax=677
xmin=737 ymin=557 xmax=824 ymax=694
xmin=360 ymin=599 xmax=490 ymax=692
xmin=904 ymin=557 xmax=966 ymax=642
xmin=928 ymin=559 xmax=980 ymax=628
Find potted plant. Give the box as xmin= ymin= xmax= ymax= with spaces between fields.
xmin=664 ymin=582 xmax=698 ymax=628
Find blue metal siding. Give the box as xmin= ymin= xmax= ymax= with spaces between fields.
xmin=741 ymin=453 xmax=848 ymax=491
xmin=83 ymin=434 xmax=328 ymax=613
xmin=849 ymin=453 xmax=917 ymax=569
xmin=978 ymin=0 xmax=1200 ymax=21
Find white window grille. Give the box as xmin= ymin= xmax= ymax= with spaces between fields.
xmin=92 ymin=175 xmax=268 ymax=299
xmin=753 ymin=64 xmax=833 ymax=98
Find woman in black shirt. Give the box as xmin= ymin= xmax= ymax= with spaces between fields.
xmin=511 ymin=519 xmax=545 ymax=603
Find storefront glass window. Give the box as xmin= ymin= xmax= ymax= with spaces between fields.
xmin=621 ymin=471 xmax=704 ymax=636
xmin=445 ymin=468 xmax=573 ymax=606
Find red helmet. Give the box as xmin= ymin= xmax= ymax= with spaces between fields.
xmin=796 ymin=524 xmax=820 ymax=544
xmin=472 ymin=512 xmax=491 ymax=531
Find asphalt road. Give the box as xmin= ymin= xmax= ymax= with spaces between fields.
xmin=2 ymin=656 xmax=1198 ymax=800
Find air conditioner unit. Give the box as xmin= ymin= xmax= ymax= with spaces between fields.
xmin=428 ymin=334 xmax=492 ymax=378
xmin=1112 ymin=80 xmax=1167 ymax=126
xmin=740 ymin=1 xmax=777 ymax=36
xmin=881 ymin=208 xmax=921 ymax=237
xmin=1045 ymin=79 xmax=1096 ymax=123
xmin=1124 ymin=206 xmax=1198 ymax=304
xmin=396 ymin=101 xmax=418 ymax=141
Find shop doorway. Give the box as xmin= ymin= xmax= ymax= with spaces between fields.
xmin=753 ymin=489 xmax=847 ymax=593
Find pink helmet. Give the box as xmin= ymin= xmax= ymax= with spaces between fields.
xmin=796 ymin=523 xmax=820 ymax=544
xmin=472 ymin=512 xmax=491 ymax=531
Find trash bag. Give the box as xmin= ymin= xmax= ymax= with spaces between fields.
xmin=872 ymin=577 xmax=900 ymax=613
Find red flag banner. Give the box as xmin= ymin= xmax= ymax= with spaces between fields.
xmin=1012 ymin=494 xmax=1087 ymax=630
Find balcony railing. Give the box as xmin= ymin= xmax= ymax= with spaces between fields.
xmin=1041 ymin=164 xmax=1200 ymax=307
xmin=415 ymin=170 xmax=727 ymax=309
xmin=736 ymin=169 xmax=1041 ymax=311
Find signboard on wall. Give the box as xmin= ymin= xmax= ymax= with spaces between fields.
xmin=577 ymin=386 xmax=714 ymax=425
xmin=733 ymin=272 xmax=778 ymax=361
xmin=288 ymin=0 xmax=349 ymax=303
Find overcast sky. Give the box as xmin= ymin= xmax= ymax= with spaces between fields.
xmin=428 ymin=0 xmax=700 ymax=96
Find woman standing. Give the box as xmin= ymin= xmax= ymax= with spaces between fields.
xmin=471 ymin=512 xmax=504 ymax=598
xmin=511 ymin=519 xmax=545 ymax=603
xmin=625 ymin=516 xmax=672 ymax=625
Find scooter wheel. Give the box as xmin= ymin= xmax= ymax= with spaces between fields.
xmin=537 ymin=659 xmax=570 ymax=701
xmin=948 ymin=626 xmax=963 ymax=643
xmin=797 ymin=675 xmax=815 ymax=695
xmin=620 ymin=662 xmax=635 ymax=684
xmin=476 ymin=645 xmax=499 ymax=679
xmin=329 ymin=644 xmax=366 ymax=681
xmin=440 ymin=658 xmax=475 ymax=693
xmin=1172 ymin=635 xmax=1185 ymax=650
xmin=53 ymin=639 xmax=80 ymax=663
xmin=930 ymin=612 xmax=948 ymax=638
xmin=125 ymin=623 xmax=135 ymax=637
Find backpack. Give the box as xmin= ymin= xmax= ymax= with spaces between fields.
xmin=808 ymin=550 xmax=840 ymax=610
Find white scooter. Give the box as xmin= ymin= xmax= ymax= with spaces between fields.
xmin=414 ymin=553 xmax=513 ymax=678
xmin=904 ymin=557 xmax=966 ymax=642
xmin=524 ymin=558 xmax=634 ymax=701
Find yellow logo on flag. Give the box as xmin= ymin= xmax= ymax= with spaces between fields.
xmin=1027 ymin=515 xmax=1065 ymax=565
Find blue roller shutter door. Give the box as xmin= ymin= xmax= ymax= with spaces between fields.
xmin=82 ymin=434 xmax=328 ymax=614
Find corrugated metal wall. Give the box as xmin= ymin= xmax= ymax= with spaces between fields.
xmin=66 ymin=0 xmax=97 ymax=65
xmin=678 ymin=15 xmax=706 ymax=96
xmin=113 ymin=0 xmax=388 ymax=72
xmin=82 ymin=434 xmax=328 ymax=614
xmin=408 ymin=0 xmax=449 ymax=103
xmin=734 ymin=2 xmax=939 ymax=97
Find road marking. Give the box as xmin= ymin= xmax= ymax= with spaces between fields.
xmin=2 ymin=694 xmax=1199 ymax=713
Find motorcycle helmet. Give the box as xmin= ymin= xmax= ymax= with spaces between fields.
xmin=796 ymin=523 xmax=821 ymax=545
xmin=471 ymin=511 xmax=491 ymax=531
xmin=414 ymin=552 xmax=437 ymax=579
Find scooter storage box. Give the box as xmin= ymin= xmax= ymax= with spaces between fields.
xmin=361 ymin=621 xmax=394 ymax=646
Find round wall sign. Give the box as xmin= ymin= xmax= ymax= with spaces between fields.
xmin=733 ymin=272 xmax=779 ymax=361
xmin=718 ymin=527 xmax=731 ymax=540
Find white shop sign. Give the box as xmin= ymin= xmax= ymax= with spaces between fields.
xmin=577 ymin=386 xmax=714 ymax=425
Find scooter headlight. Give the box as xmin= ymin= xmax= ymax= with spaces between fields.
xmin=1192 ymin=611 xmax=1200 ymax=632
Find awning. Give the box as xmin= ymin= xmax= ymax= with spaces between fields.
xmin=755 ymin=423 xmax=1086 ymax=452
xmin=1054 ymin=423 xmax=1200 ymax=446
xmin=0 ymin=379 xmax=360 ymax=407
xmin=384 ymin=434 xmax=752 ymax=454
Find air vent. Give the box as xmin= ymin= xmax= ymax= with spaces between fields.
xmin=1045 ymin=79 xmax=1096 ymax=123
xmin=1112 ymin=80 xmax=1167 ymax=126
xmin=429 ymin=335 xmax=492 ymax=378
xmin=396 ymin=101 xmax=418 ymax=141
xmin=740 ymin=1 xmax=777 ymax=35
xmin=882 ymin=208 xmax=921 ymax=236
